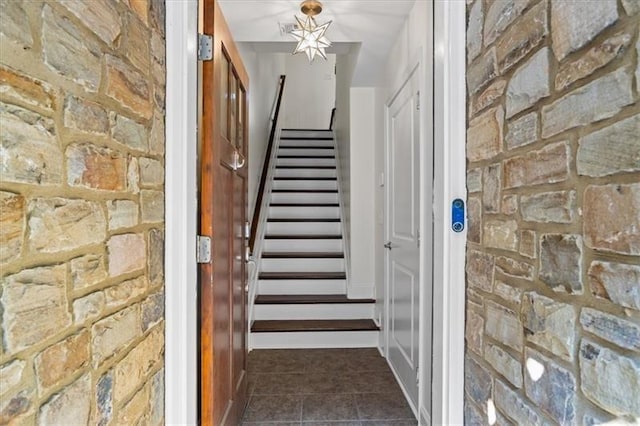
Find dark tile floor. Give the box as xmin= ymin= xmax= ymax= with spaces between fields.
xmin=241 ymin=348 xmax=418 ymax=425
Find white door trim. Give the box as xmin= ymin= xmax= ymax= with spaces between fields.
xmin=165 ymin=1 xmax=198 ymax=424
xmin=430 ymin=1 xmax=466 ymax=425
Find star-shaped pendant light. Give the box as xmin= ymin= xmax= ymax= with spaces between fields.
xmin=290 ymin=0 xmax=332 ymax=63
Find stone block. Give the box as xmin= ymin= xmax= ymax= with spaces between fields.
xmin=113 ymin=327 xmax=164 ymax=403
xmin=468 ymin=48 xmax=498 ymax=95
xmin=503 ymin=142 xmax=569 ymax=189
xmin=495 ymin=256 xmax=534 ymax=281
xmin=0 ymin=2 xmax=33 ymax=47
xmin=484 ymin=0 xmax=533 ymax=47
xmin=105 ymin=55 xmax=152 ymax=119
xmin=0 ymin=67 xmax=55 ymax=111
xmin=92 ymin=305 xmax=141 ymax=366
xmin=1 ymin=265 xmax=71 ymax=354
xmin=465 ymin=355 xmax=492 ymax=405
xmin=0 ymin=192 xmax=25 ymax=264
xmin=496 ymin=0 xmax=548 ymax=72
xmin=506 ymin=48 xmax=550 ymax=118
xmin=464 ymin=400 xmax=484 ymax=425
xmin=623 ymin=0 xmax=640 ymax=14
xmin=142 ymin=291 xmax=164 ymax=331
xmin=482 ymin=163 xmax=501 ymax=213
xmin=130 ymin=0 xmax=150 ymax=24
xmin=96 ymin=372 xmax=113 ymax=426
xmin=520 ymin=191 xmax=575 ymax=223
xmin=141 ymin=190 xmax=164 ymax=223
xmin=73 ymin=291 xmax=106 ymax=324
xmin=149 ymin=109 xmax=165 ymax=155
xmin=637 ymin=32 xmax=640 ymax=88
xmin=63 ymin=96 xmax=109 ymax=134
xmin=150 ymin=30 xmax=164 ymax=64
xmin=128 ymin=157 xmax=141 ymax=193
xmin=42 ymin=5 xmax=101 ymax=91
xmin=580 ymin=308 xmax=640 ymax=351
xmin=150 ymin=0 xmax=165 ymax=36
xmin=112 ymin=115 xmax=149 ymax=152
xmin=495 ymin=380 xmax=543 ymax=425
xmin=494 ymin=279 xmax=522 ymax=306
xmin=125 ymin=14 xmax=150 ymax=72
xmin=501 ymin=195 xmax=518 ymax=215
xmin=485 ymin=344 xmax=522 ymax=388
xmin=38 ymin=375 xmax=91 ymax=424
xmin=524 ymin=348 xmax=577 ymax=424
xmin=465 ymin=306 xmax=484 ymax=356
xmin=539 ymin=234 xmax=583 ymax=293
xmin=467 ymin=106 xmax=503 ymax=162
xmin=467 ymin=168 xmax=482 ymax=193
xmin=467 ymin=197 xmax=482 ymax=244
xmin=105 ymin=276 xmax=148 ymax=308
xmin=467 ymin=0 xmax=482 ymax=63
xmin=584 ymin=183 xmax=640 ymax=255
xmin=116 ymin=384 xmax=150 ymax=424
xmin=484 ymin=220 xmax=518 ymax=252
xmin=28 ymin=197 xmax=106 ymax=253
xmin=577 ymin=114 xmax=640 ymax=177
xmin=541 ymin=68 xmax=634 ymax=138
xmin=0 ymin=389 xmax=32 ymax=423
xmin=108 ymin=233 xmax=146 ymax=277
xmin=466 ymin=249 xmax=494 ymax=292
xmin=470 ymin=79 xmax=506 ymax=118
xmin=59 ymin=0 xmax=121 ymax=45
xmin=519 ymin=230 xmax=536 ymax=259
xmin=150 ymin=369 xmax=164 ymax=425
xmin=580 ymin=340 xmax=640 ymax=416
xmin=0 ymin=359 xmax=25 ymax=393
xmin=556 ymin=32 xmax=632 ymax=91
xmin=66 ymin=143 xmax=127 ymax=190
xmin=506 ymin=112 xmax=538 ymax=150
xmin=70 ymin=254 xmax=107 ymax=290
xmin=551 ymin=0 xmax=618 ymax=60
xmin=35 ymin=330 xmax=89 ymax=392
xmin=0 ymin=102 xmax=62 ymax=185
xmin=588 ymin=261 xmax=640 ymax=311
xmin=485 ymin=301 xmax=523 ymax=351
xmin=522 ymin=292 xmax=576 ymax=361
xmin=148 ymin=229 xmax=164 ymax=287
xmin=107 ymin=199 xmax=139 ymax=230
xmin=139 ymin=157 xmax=164 ymax=186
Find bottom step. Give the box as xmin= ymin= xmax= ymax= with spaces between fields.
xmin=252 ymin=319 xmax=379 ymax=333
xmin=250 ymin=330 xmax=379 ymax=349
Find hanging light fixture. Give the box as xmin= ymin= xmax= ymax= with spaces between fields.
xmin=290 ymin=0 xmax=332 ymax=63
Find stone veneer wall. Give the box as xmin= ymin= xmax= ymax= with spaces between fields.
xmin=0 ymin=1 xmax=166 ymax=424
xmin=465 ymin=0 xmax=639 ymax=424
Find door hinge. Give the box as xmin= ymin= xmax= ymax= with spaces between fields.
xmin=197 ymin=235 xmax=212 ymax=263
xmin=198 ymin=33 xmax=213 ymax=61
xmin=244 ymin=221 xmax=250 ymax=239
xmin=416 ymin=91 xmax=420 ymax=110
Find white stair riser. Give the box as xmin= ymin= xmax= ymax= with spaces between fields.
xmin=280 ymin=130 xmax=334 ymax=139
xmin=278 ymin=148 xmax=334 ymax=156
xmin=266 ymin=222 xmax=341 ymax=235
xmin=251 ymin=330 xmax=379 ymax=349
xmin=254 ymin=303 xmax=374 ymax=320
xmin=275 ymin=169 xmax=337 ymax=178
xmin=271 ymin=193 xmax=339 ymax=204
xmin=269 ymin=206 xmax=339 ymax=219
xmin=258 ymin=279 xmax=346 ymax=295
xmin=272 ymin=180 xmax=337 ymax=191
xmin=263 ymin=239 xmax=343 ymax=252
xmin=260 ymin=258 xmax=345 ymax=272
xmin=277 ymin=158 xmax=336 ymax=167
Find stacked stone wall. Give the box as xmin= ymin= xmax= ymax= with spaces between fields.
xmin=465 ymin=0 xmax=640 ymax=423
xmin=0 ymin=1 xmax=166 ymax=424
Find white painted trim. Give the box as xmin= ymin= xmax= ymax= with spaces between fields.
xmin=431 ymin=1 xmax=466 ymax=425
xmin=164 ymin=1 xmax=198 ymax=424
xmin=332 ymin=131 xmax=352 ymax=294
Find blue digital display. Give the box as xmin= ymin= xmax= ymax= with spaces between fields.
xmin=452 ymin=198 xmax=465 ymax=232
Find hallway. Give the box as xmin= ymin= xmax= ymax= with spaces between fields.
xmin=242 ymin=348 xmax=417 ymax=424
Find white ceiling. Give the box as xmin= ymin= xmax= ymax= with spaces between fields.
xmin=218 ymin=0 xmax=416 ymax=86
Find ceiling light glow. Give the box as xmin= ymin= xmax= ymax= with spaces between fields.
xmin=290 ymin=1 xmax=332 ymax=63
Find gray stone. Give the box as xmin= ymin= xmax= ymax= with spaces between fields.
xmin=467 ymin=168 xmax=482 ymax=193
xmin=485 ymin=344 xmax=522 ymax=388
xmin=91 ymin=305 xmax=141 ymax=366
xmin=623 ymin=0 xmax=640 ymax=14
xmin=59 ymin=0 xmax=121 ymax=45
xmin=485 ymin=301 xmax=523 ymax=351
xmin=482 ymin=164 xmax=500 ymax=214
xmin=506 ymin=112 xmax=538 ymax=149
xmin=495 ymin=256 xmax=534 ymax=281
xmin=524 ymin=348 xmax=577 ymax=424
xmin=467 ymin=106 xmax=503 ymax=162
xmin=465 ymin=355 xmax=492 ymax=405
xmin=503 ymin=141 xmax=570 ymax=189
xmin=105 ymin=55 xmax=153 ymax=119
xmin=519 ymin=230 xmax=536 ymax=259
xmin=149 ymin=229 xmax=164 ymax=287
xmin=107 ymin=200 xmax=139 ymax=230
xmin=141 ymin=190 xmax=164 ymax=223
xmin=496 ymin=0 xmax=548 ymax=72
xmin=584 ymin=183 xmax=640 ymax=255
xmin=149 ymin=109 xmax=165 ymax=155
xmin=484 ymin=220 xmax=518 ymax=252
xmin=125 ymin=11 xmax=151 ymax=72
xmin=494 ymin=279 xmax=522 ymax=306
xmin=588 ymin=261 xmax=640 ymax=311
xmin=38 ymin=374 xmax=91 ymax=425
xmin=70 ymin=254 xmax=107 ymax=290
xmin=142 ymin=291 xmax=164 ymax=331
xmin=139 ymin=157 xmax=164 ymax=186
xmin=467 ymin=197 xmax=482 ymax=244
xmin=0 ymin=1 xmax=33 ymax=47
xmin=580 ymin=340 xmax=640 ymax=416
xmin=73 ymin=291 xmax=106 ymax=324
xmin=501 ymin=195 xmax=518 ymax=215
xmin=522 ymin=292 xmax=576 ymax=361
xmin=506 ymin=48 xmax=550 ymax=118
xmin=0 ymin=102 xmax=62 ymax=185
xmin=580 ymin=308 xmax=640 ymax=351
xmin=467 ymin=0 xmax=482 ymax=63
xmin=64 ymin=96 xmax=109 ymax=134
xmin=0 ymin=192 xmax=25 ymax=265
xmin=466 ymin=250 xmax=494 ymax=292
xmin=495 ymin=380 xmax=543 ymax=426
xmin=484 ymin=0 xmax=533 ymax=47
xmin=464 ymin=400 xmax=485 ymax=425
xmin=0 ymin=390 xmax=32 ymax=423
xmin=112 ymin=115 xmax=148 ymax=152
xmin=28 ymin=198 xmax=106 ymax=253
xmin=150 ymin=0 xmax=166 ymax=36
xmin=96 ymin=372 xmax=113 ymax=426
xmin=539 ymin=234 xmax=583 ymax=293
xmin=577 ymin=114 xmax=640 ymax=177
xmin=42 ymin=5 xmax=101 ymax=91
xmin=520 ymin=191 xmax=575 ymax=223
xmin=150 ymin=369 xmax=164 ymax=425
xmin=151 ymin=31 xmax=165 ymax=64
xmin=471 ymin=79 xmax=506 ymax=118
xmin=105 ymin=277 xmax=147 ymax=308
xmin=0 ymin=359 xmax=25 ymax=393
xmin=468 ymin=48 xmax=498 ymax=95
xmin=551 ymin=0 xmax=618 ymax=60
xmin=637 ymin=32 xmax=640 ymax=88
xmin=466 ymin=305 xmax=484 ymax=356
xmin=542 ymin=68 xmax=634 ymax=138
xmin=1 ymin=265 xmax=71 ymax=354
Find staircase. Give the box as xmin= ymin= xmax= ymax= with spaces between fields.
xmin=251 ymin=128 xmax=379 ymax=348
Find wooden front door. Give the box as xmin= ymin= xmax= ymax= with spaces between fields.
xmin=199 ymin=0 xmax=249 ymax=424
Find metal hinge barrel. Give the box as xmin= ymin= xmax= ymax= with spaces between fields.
xmin=197 ymin=235 xmax=212 ymax=263
xmin=198 ymin=34 xmax=213 ymax=61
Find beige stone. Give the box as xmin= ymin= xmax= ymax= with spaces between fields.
xmin=523 ymin=292 xmax=576 ymax=361
xmin=0 ymin=360 xmax=25 ymax=394
xmin=467 ymin=106 xmax=503 ymax=162
xmin=1 ymin=265 xmax=71 ymax=354
xmin=467 ymin=168 xmax=482 ymax=193
xmin=59 ymin=0 xmax=121 ymax=45
xmin=503 ymin=141 xmax=569 ymax=189
xmin=141 ymin=190 xmax=164 ymax=223
xmin=38 ymin=374 xmax=91 ymax=425
xmin=128 ymin=156 xmax=141 ymax=193
xmin=466 ymin=249 xmax=494 ymax=292
xmin=149 ymin=109 xmax=165 ymax=155
xmin=0 ymin=192 xmax=25 ymax=264
xmin=623 ymin=0 xmax=640 ymax=15
xmin=496 ymin=1 xmax=547 ymax=72
xmin=467 ymin=197 xmax=482 ymax=244
xmin=130 ymin=0 xmax=150 ymax=25
xmin=73 ymin=291 xmax=106 ymax=324
xmin=501 ymin=194 xmax=518 ymax=215
xmin=92 ymin=305 xmax=141 ymax=366
xmin=35 ymin=331 xmax=90 ymax=392
xmin=467 ymin=48 xmax=498 ymax=95
xmin=467 ymin=0 xmax=482 ymax=63
xmin=494 ymin=280 xmax=522 ymax=306
xmin=589 ymin=261 xmax=640 ymax=311
xmin=484 ymin=220 xmax=518 ymax=252
xmin=112 ymin=114 xmax=149 ymax=152
xmin=70 ymin=254 xmax=107 ymax=290
xmin=0 ymin=389 xmax=32 ymax=423
xmin=0 ymin=2 xmax=33 ymax=47
xmin=0 ymin=67 xmax=55 ymax=111
xmin=482 ymin=163 xmax=500 ymax=213
xmin=108 ymin=199 xmax=139 ymax=230
xmin=139 ymin=157 xmax=164 ymax=186
xmin=495 ymin=256 xmax=534 ymax=281
xmin=506 ymin=48 xmax=550 ymax=118
xmin=539 ymin=234 xmax=583 ymax=293
xmin=465 ymin=307 xmax=484 ymax=356
xmin=148 ymin=229 xmax=164 ymax=287
xmin=116 ymin=384 xmax=150 ymax=425
xmin=63 ymin=96 xmax=109 ymax=134
xmin=108 ymin=233 xmax=146 ymax=276
xmin=105 ymin=276 xmax=148 ymax=308
xmin=520 ymin=190 xmax=575 ymax=223
xmin=506 ymin=112 xmax=537 ymax=149
xmin=518 ymin=230 xmax=536 ymax=259
xmin=125 ymin=14 xmax=150 ymax=72
xmin=485 ymin=301 xmax=523 ymax=351
xmin=66 ymin=143 xmax=127 ymax=190
xmin=470 ymin=79 xmax=506 ymax=118
xmin=105 ymin=55 xmax=152 ymax=119
xmin=484 ymin=0 xmax=533 ymax=47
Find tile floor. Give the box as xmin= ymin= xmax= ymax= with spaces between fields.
xmin=241 ymin=348 xmax=418 ymax=425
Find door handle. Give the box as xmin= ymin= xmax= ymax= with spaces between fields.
xmin=384 ymin=241 xmax=398 ymax=250
xmin=231 ymin=151 xmax=245 ymax=171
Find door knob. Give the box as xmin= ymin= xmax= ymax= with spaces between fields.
xmin=384 ymin=241 xmax=398 ymax=250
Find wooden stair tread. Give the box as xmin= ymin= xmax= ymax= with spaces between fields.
xmin=251 ymin=319 xmax=379 ymax=333
xmin=276 ymin=166 xmax=336 ymax=169
xmin=265 ymin=234 xmax=342 ymax=239
xmin=262 ymin=251 xmax=344 ymax=258
xmin=255 ymin=294 xmax=375 ymax=304
xmin=282 ymin=128 xmax=332 ymax=132
xmin=274 ymin=177 xmax=337 ymax=181
xmin=277 ymin=155 xmax=335 ymax=159
xmin=272 ymin=190 xmax=338 ymax=193
xmin=279 ymin=146 xmax=334 ymax=149
xmin=280 ymin=137 xmax=334 ymax=140
xmin=270 ymin=203 xmax=339 ymax=207
xmin=258 ymin=272 xmax=346 ymax=280
xmin=267 ymin=218 xmax=340 ymax=222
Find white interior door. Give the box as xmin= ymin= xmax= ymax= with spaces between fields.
xmin=385 ymin=68 xmax=421 ymax=409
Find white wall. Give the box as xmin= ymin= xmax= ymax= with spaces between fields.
xmin=281 ymin=53 xmax=336 ymax=129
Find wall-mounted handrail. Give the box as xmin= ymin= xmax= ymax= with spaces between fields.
xmin=329 ymin=107 xmax=336 ymax=130
xmin=249 ymin=74 xmax=286 ymax=254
